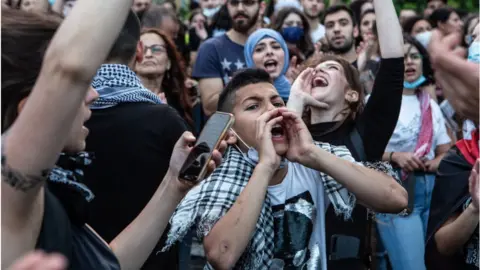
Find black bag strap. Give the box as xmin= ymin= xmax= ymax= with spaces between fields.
xmin=349 ymin=127 xmax=377 ymax=269
xmin=349 ymin=127 xmax=367 ymax=161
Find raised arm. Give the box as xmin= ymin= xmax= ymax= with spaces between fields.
xmin=2 ymin=0 xmax=133 ymax=266
xmin=204 ymin=110 xmax=283 ymax=270
xmin=199 ymin=78 xmax=224 ymax=116
xmin=355 ymin=0 xmax=404 ymax=161
xmin=373 ymin=0 xmax=403 ymax=58
xmin=192 ymin=41 xmax=225 ymax=116
xmin=282 ymin=110 xmax=408 ymax=213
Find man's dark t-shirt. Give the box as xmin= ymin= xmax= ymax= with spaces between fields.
xmin=83 ymin=103 xmax=188 ymax=269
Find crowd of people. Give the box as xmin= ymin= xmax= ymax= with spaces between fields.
xmin=1 ymin=0 xmax=479 ymax=269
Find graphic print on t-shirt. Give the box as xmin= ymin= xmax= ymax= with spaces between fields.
xmin=272 ymin=191 xmax=317 ymax=269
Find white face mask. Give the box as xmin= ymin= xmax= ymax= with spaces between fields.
xmin=202 ymin=6 xmax=221 ymax=18
xmin=231 ymin=129 xmax=287 ymax=169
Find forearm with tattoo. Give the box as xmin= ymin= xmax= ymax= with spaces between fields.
xmin=1 ymin=154 xmax=50 ymax=192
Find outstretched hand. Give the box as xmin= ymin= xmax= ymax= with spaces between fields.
xmin=169 ymin=131 xmax=235 ymax=192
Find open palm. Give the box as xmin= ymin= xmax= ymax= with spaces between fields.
xmin=282 ymin=110 xmax=314 ymax=164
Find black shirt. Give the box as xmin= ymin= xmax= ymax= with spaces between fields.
xmin=36 ymin=189 xmax=121 ymax=270
xmin=83 ymin=102 xmax=188 ymax=269
xmin=309 ymin=57 xmax=404 ymax=269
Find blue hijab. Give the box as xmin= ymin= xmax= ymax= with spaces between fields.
xmin=244 ymin=28 xmax=291 ymax=101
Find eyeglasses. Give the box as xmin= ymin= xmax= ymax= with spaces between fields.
xmin=144 ymin=45 xmax=166 ymax=55
xmin=228 ymin=0 xmax=258 ymax=7
xmin=404 ymin=53 xmax=422 ymax=61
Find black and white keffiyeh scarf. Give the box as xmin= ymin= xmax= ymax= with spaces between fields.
xmin=162 ymin=143 xmax=359 ymax=270
xmin=90 ymin=64 xmax=163 ymax=109
xmin=47 ymin=152 xmax=95 ymax=225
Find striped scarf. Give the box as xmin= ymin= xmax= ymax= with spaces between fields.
xmin=90 ymin=64 xmax=163 ymax=109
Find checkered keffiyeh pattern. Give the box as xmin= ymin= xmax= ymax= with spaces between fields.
xmin=163 ymin=142 xmax=361 ymax=270
xmin=90 ymin=64 xmax=163 ymax=109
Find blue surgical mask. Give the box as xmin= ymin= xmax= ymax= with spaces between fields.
xmin=468 ymin=41 xmax=480 ymax=64
xmin=466 ymin=35 xmax=474 ymax=46
xmin=404 ymin=75 xmax=426 ymax=89
xmin=203 ymin=6 xmax=220 ymax=18
xmin=281 ymin=27 xmax=304 ymax=43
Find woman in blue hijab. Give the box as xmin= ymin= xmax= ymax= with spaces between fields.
xmin=244 ymin=28 xmax=291 ymax=101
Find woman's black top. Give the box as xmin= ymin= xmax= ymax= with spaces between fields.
xmin=309 ymin=57 xmax=404 ymax=269
xmin=36 ymin=188 xmax=121 ymax=270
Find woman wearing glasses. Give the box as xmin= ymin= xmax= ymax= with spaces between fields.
xmin=376 ymin=35 xmax=451 ymax=270
xmin=135 ymin=28 xmax=196 ymax=128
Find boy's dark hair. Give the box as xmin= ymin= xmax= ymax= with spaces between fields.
xmin=217 ymin=69 xmax=272 ymax=113
xmin=322 ymin=5 xmax=357 ymax=26
xmin=106 ymin=10 xmax=141 ymax=63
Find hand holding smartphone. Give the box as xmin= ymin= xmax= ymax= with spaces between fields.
xmin=179 ymin=112 xmax=235 ymax=182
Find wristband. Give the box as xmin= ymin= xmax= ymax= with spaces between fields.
xmin=389 ymin=152 xmax=395 ymax=163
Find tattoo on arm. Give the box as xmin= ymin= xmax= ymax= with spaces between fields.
xmin=1 ymin=153 xmax=51 ymax=192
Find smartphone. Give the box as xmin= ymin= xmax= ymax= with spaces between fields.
xmin=179 ymin=112 xmax=235 ymax=182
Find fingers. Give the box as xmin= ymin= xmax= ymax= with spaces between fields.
xmin=469 ymin=167 xmax=478 ymax=196
xmin=256 ymin=109 xmax=285 ymax=142
xmin=178 ymin=132 xmax=196 ymax=147
xmin=412 ymin=156 xmax=426 ymax=171
xmin=298 ymin=67 xmax=313 ymax=82
xmin=205 ymin=160 xmax=217 ymax=178
xmin=217 ymin=139 xmax=227 ymax=155
xmin=8 ymin=252 xmax=67 ymax=270
xmin=211 ymin=149 xmax=223 ymax=167
xmin=225 ymin=130 xmax=238 ymax=145
xmin=403 ymin=164 xmax=413 ymax=173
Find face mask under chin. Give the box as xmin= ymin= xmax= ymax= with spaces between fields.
xmin=230 ymin=129 xmax=287 ymax=169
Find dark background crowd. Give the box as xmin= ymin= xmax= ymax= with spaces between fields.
xmin=1 ymin=0 xmax=479 ymax=270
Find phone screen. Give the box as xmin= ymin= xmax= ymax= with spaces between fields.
xmin=179 ymin=112 xmax=234 ymax=182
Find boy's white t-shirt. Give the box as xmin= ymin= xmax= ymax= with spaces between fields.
xmin=267 ymin=150 xmax=357 ymax=269
xmin=385 ymin=95 xmax=451 ymax=160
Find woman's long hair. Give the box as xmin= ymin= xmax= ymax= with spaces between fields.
xmin=271 ymin=7 xmax=314 ymax=59
xmin=2 ymin=8 xmax=62 ymax=132
xmin=140 ymin=28 xmax=194 ymax=126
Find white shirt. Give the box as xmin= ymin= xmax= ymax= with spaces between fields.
xmin=385 ymin=95 xmax=451 ymax=160
xmin=267 ymin=150 xmax=357 ymax=270
xmin=310 ymin=24 xmax=326 ymax=44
